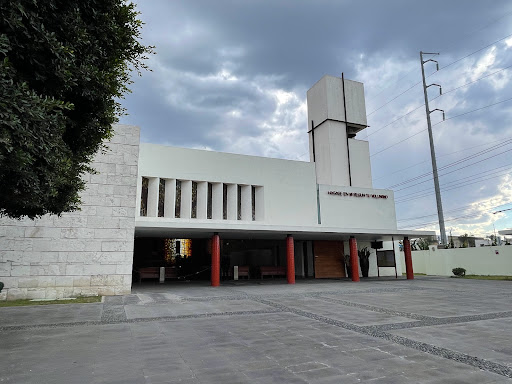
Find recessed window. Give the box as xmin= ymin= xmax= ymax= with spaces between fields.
xmin=140 ymin=177 xmax=149 ymax=216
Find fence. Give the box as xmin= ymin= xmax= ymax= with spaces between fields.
xmin=399 ymin=246 xmax=512 ymax=276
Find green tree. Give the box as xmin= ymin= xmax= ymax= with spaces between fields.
xmin=0 ymin=1 xmax=153 ymax=219
xmin=459 ymin=233 xmax=469 ymax=248
xmin=416 ymin=238 xmax=430 ymax=250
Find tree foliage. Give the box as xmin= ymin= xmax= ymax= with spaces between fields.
xmin=0 ymin=0 xmax=153 ymax=219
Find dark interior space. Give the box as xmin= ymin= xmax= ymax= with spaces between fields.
xmin=133 ymin=237 xmax=289 ymax=282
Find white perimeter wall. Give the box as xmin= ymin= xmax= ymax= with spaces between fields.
xmin=399 ymin=246 xmax=512 ymax=276
xmin=318 ymin=185 xmax=397 ymax=230
xmin=138 ymin=144 xmax=319 ymax=227
xmin=0 ymin=124 xmax=139 ymax=300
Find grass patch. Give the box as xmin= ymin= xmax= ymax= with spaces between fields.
xmin=402 ymin=273 xmax=427 ymax=276
xmin=462 ymin=275 xmax=512 ymax=281
xmin=0 ymin=296 xmax=102 ymax=307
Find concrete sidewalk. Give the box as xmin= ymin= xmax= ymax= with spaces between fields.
xmin=1 ymin=277 xmax=511 ymax=383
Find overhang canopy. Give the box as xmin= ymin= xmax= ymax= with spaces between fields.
xmin=135 ymin=219 xmax=435 ymax=241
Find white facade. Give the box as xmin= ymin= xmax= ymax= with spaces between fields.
xmin=0 ymin=74 xmax=434 ymax=300
xmin=0 ymin=125 xmax=139 ymax=300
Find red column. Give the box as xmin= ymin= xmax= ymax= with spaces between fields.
xmin=404 ymin=237 xmax=414 ymax=280
xmin=349 ymin=237 xmax=360 ymax=282
xmin=286 ymin=235 xmax=295 ymax=284
xmin=211 ymin=233 xmax=220 ymax=287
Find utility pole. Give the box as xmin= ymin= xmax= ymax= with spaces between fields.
xmin=420 ymin=51 xmax=447 ymax=246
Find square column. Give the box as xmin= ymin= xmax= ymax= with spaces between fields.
xmin=211 ymin=183 xmax=223 ymax=220
xmin=196 ymin=181 xmax=208 ymax=219
xmin=404 ymin=237 xmax=414 ymax=280
xmin=226 ymin=184 xmax=237 ymax=220
xmin=180 ymin=180 xmax=192 ymax=219
xmin=164 ymin=179 xmax=176 ymax=218
xmin=287 ymin=235 xmax=295 ymax=284
xmin=240 ymin=185 xmax=252 ymax=221
xmin=211 ymin=233 xmax=220 ymax=287
xmin=147 ymin=177 xmax=159 ymax=217
xmin=349 ymin=236 xmax=360 ymax=282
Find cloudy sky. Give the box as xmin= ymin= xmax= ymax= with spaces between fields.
xmin=121 ymin=0 xmax=512 ymax=239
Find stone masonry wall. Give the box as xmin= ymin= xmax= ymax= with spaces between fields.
xmin=0 ymin=124 xmax=139 ymax=300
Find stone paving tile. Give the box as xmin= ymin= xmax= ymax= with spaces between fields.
xmin=0 ymin=302 xmax=103 ymax=327
xmin=124 ymin=299 xmax=272 ymax=319
xmin=320 ymin=288 xmax=512 ymax=318
xmin=270 ymin=295 xmax=414 ymax=325
xmin=2 ymin=278 xmax=512 ymax=383
xmin=390 ymin=317 xmax=512 ymax=369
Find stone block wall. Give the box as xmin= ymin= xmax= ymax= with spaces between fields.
xmin=0 ymin=124 xmax=139 ymax=300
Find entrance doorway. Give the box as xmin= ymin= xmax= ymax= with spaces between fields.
xmin=313 ymin=240 xmax=346 ymax=278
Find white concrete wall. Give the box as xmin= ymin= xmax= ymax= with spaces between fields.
xmin=399 ymin=246 xmax=512 ymax=276
xmin=348 ymin=139 xmax=372 ymax=188
xmin=137 ymin=144 xmax=319 ymax=228
xmin=318 ymin=185 xmax=397 ymax=230
xmin=0 ymin=124 xmax=139 ymax=301
xmin=307 ymin=75 xmax=345 ymax=127
xmin=343 ymin=79 xmax=368 ymax=127
xmin=311 ymin=120 xmax=351 ymax=186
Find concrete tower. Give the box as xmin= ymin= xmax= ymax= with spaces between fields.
xmin=307 ymin=75 xmax=372 ymax=188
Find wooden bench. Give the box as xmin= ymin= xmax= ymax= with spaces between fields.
xmin=260 ymin=266 xmax=287 ymax=279
xmin=137 ymin=267 xmax=160 ymax=282
xmin=165 ymin=267 xmax=178 ymax=280
xmin=237 ymin=266 xmax=250 ymax=279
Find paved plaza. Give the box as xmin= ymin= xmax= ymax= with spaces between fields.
xmin=1 ymin=277 xmax=512 ymax=383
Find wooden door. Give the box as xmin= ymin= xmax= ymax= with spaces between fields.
xmin=314 ymin=241 xmax=346 ymax=278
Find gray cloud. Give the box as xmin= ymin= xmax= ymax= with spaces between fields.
xmin=121 ymin=0 xmax=512 ymax=236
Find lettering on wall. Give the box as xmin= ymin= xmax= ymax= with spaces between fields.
xmin=327 ymin=191 xmax=388 ymax=199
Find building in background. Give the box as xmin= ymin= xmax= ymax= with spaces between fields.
xmin=0 ymin=75 xmax=433 ymax=300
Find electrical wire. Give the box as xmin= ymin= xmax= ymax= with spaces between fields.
xmin=366 ymin=8 xmax=512 ymax=103
xmin=395 ymin=170 xmax=512 ymax=204
xmin=373 ymin=137 xmax=511 ymax=182
xmin=388 ymin=140 xmax=512 ymax=190
xmin=370 ymin=97 xmax=512 ymax=157
xmin=374 ymin=138 xmax=510 ymax=182
xmin=395 ymin=165 xmax=512 ymax=201
xmin=366 ymin=31 xmax=512 ymax=118
xmin=367 ymin=64 xmax=512 ymax=139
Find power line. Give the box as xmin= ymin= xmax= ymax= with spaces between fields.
xmin=437 ymin=32 xmax=512 ymax=72
xmin=398 ymin=212 xmax=485 ymax=230
xmin=373 ymin=137 xmax=510 ymax=182
xmin=396 ymin=162 xmax=512 ymax=194
xmin=395 ymin=165 xmax=512 ymax=201
xmin=366 ymin=9 xmax=512 ymax=103
xmin=398 ymin=205 xmax=480 ymax=222
xmin=389 ymin=140 xmax=512 ymax=190
xmin=395 ymin=170 xmax=512 ymax=204
xmin=432 ymin=97 xmax=512 ymax=126
xmin=397 ymin=200 xmax=512 ymax=226
xmin=367 ymin=64 xmax=512 ymax=139
xmin=366 ymin=32 xmax=512 ymax=119
xmin=370 ymin=97 xmax=512 ymax=157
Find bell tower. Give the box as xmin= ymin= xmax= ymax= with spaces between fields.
xmin=307 ymin=75 xmax=372 ymax=188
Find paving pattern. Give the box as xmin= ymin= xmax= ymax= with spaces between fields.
xmin=1 ymin=277 xmax=511 ymax=383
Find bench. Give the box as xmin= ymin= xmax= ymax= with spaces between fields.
xmin=165 ymin=267 xmax=178 ymax=279
xmin=237 ymin=266 xmax=250 ymax=279
xmin=137 ymin=267 xmax=160 ymax=282
xmin=260 ymin=266 xmax=287 ymax=279
xmin=137 ymin=267 xmax=178 ymax=282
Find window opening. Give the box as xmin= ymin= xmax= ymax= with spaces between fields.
xmin=140 ymin=177 xmax=149 ymax=216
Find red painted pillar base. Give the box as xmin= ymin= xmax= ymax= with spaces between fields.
xmin=404 ymin=237 xmax=414 ymax=280
xmin=286 ymin=235 xmax=295 ymax=284
xmin=211 ymin=234 xmax=220 ymax=287
xmin=349 ymin=237 xmax=360 ymax=282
